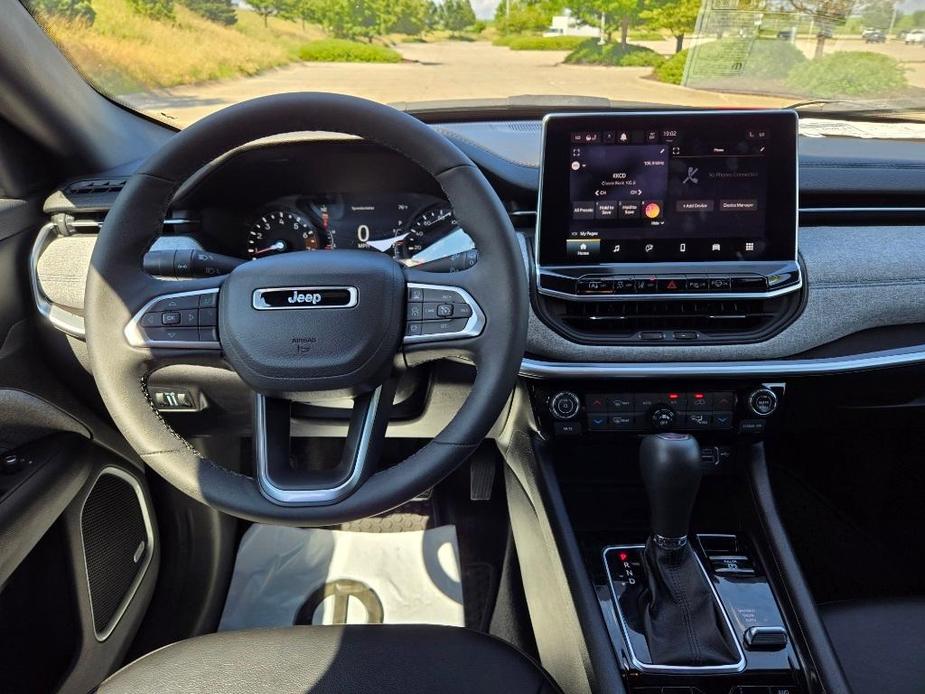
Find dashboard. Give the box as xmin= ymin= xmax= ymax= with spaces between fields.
xmin=33 ymin=117 xmax=925 ymax=378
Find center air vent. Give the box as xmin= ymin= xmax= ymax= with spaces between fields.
xmin=536 ymin=294 xmax=803 ymax=345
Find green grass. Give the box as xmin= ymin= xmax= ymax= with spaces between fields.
xmin=494 ymin=34 xmax=587 ymax=50
xmin=298 ymin=39 xmax=402 ymax=62
xmin=786 ymin=51 xmax=907 ymax=97
xmin=564 ymin=40 xmax=664 ymax=67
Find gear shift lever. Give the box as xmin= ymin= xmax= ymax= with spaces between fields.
xmin=639 ymin=433 xmax=702 ymax=546
xmin=623 ymin=433 xmax=739 ymax=667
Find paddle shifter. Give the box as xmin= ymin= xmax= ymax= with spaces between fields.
xmin=626 ymin=433 xmax=740 ymax=667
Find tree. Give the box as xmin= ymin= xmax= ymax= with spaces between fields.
xmin=788 ymin=0 xmax=853 ymax=58
xmin=181 ymin=0 xmax=237 ymax=24
xmin=440 ymin=0 xmax=476 ymax=32
xmin=389 ymin=0 xmax=430 ymax=35
xmin=858 ymin=0 xmax=896 ymax=29
xmin=315 ymin=0 xmax=379 ymax=40
xmin=28 ymin=0 xmax=96 ymax=23
xmin=494 ymin=0 xmax=555 ymax=34
xmin=641 ymin=0 xmax=700 ymax=52
xmin=425 ymin=0 xmax=441 ymax=29
xmin=248 ymin=0 xmax=279 ymax=25
xmin=570 ymin=0 xmax=642 ymax=46
xmin=128 ymin=0 xmax=174 ymax=20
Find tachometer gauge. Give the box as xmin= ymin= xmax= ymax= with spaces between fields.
xmin=246 ymin=210 xmax=324 ymax=259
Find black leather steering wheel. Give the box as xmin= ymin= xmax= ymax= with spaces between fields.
xmin=85 ymin=93 xmax=528 ymax=525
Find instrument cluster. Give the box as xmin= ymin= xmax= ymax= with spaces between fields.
xmin=242 ymin=192 xmax=474 ymax=267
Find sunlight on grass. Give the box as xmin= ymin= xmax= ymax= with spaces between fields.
xmin=40 ymin=0 xmax=324 ymax=94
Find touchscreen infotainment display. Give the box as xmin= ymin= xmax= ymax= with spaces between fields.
xmin=537 ymin=110 xmax=798 ymax=265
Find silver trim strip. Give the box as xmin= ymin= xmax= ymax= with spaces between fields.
xmin=124 ymin=288 xmax=221 ymax=349
xmin=403 ymin=282 xmax=486 ymax=344
xmin=537 ymin=279 xmax=802 ymax=302
xmin=30 ymin=224 xmax=87 ymax=339
xmin=602 ymin=544 xmax=747 ymax=674
xmin=79 ymin=467 xmax=155 ymax=642
xmin=520 ymin=348 xmax=925 ymax=378
xmin=252 ymin=286 xmax=358 ymax=310
xmin=254 ymin=388 xmax=382 ymax=505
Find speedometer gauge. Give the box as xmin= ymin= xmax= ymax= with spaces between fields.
xmin=395 ymin=205 xmax=457 ymax=261
xmin=246 ymin=210 xmax=324 ymax=259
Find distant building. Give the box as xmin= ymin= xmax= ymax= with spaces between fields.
xmin=544 ymin=12 xmax=600 ymax=38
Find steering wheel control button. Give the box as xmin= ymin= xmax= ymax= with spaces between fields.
xmin=145 ymin=327 xmax=199 ymax=342
xmin=408 ymin=287 xmax=424 ymax=302
xmin=421 ymin=287 xmax=464 ymax=303
xmin=422 ymin=318 xmax=468 ymax=335
xmin=403 ymin=283 xmax=484 ymax=345
xmin=749 ymin=388 xmax=779 ymax=416
xmin=550 ymin=391 xmax=581 ymax=420
xmin=199 ymin=308 xmax=218 ymax=326
xmin=151 ymin=294 xmax=200 ymax=312
xmin=198 ymin=292 xmax=218 ymax=308
xmin=127 ymin=289 xmax=221 ymax=348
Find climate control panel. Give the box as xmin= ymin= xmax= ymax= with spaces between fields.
xmin=534 ymin=383 xmax=783 ymax=438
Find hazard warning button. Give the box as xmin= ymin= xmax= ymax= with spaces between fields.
xmin=656 ymin=277 xmax=687 ymax=292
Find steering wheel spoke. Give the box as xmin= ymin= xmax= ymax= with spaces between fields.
xmin=254 ymin=380 xmax=397 ymax=506
xmin=402 ymin=267 xmax=487 ymax=362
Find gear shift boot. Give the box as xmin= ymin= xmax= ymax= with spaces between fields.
xmin=603 ymin=543 xmax=745 ymax=672
xmin=601 ymin=433 xmax=745 ymax=672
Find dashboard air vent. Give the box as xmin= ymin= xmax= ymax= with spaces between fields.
xmin=67 ymin=178 xmax=128 ymax=195
xmin=536 ymin=294 xmax=803 ymax=345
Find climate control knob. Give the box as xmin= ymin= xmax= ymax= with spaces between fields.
xmin=748 ymin=388 xmax=778 ymax=416
xmin=650 ymin=407 xmax=676 ymax=430
xmin=550 ymin=392 xmax=581 ymax=420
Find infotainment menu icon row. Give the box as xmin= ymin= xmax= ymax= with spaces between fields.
xmin=536 ymin=110 xmax=800 ymax=300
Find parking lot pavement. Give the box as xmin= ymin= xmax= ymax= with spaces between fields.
xmin=123 ymin=41 xmax=790 ymax=127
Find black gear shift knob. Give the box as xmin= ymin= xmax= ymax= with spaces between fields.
xmin=639 ymin=433 xmax=702 ymax=542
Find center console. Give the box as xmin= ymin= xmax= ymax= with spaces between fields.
xmin=525 ymin=107 xmax=808 ymax=694
xmin=534 ymin=110 xmax=802 ymax=345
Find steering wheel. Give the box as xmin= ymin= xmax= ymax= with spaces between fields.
xmin=85 ymin=93 xmax=528 ymax=525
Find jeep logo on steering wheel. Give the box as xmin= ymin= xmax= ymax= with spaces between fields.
xmin=252 ymin=286 xmax=359 ymax=310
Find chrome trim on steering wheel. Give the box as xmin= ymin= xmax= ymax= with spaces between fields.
xmin=253 ymin=387 xmax=383 ymax=506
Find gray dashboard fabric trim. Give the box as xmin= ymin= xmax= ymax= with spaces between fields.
xmin=435 ymin=120 xmax=925 ymax=195
xmin=521 ymin=226 xmax=925 ymax=362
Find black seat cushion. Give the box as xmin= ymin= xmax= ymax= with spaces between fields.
xmin=820 ymin=598 xmax=925 ymax=694
xmin=97 ymin=624 xmax=562 ymax=694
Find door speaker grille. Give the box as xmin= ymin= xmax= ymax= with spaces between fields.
xmin=80 ymin=468 xmax=153 ymax=640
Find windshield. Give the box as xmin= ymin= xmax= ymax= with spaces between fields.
xmin=20 ymin=0 xmax=925 ymax=128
